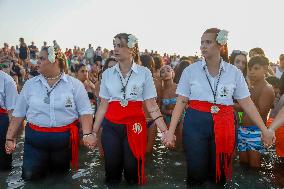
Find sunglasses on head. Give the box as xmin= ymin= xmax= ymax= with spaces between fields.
xmin=0 ymin=63 xmax=9 ymax=69
xmin=232 ymin=50 xmax=248 ymax=56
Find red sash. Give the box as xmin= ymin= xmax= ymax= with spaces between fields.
xmin=188 ymin=100 xmax=235 ymax=182
xmin=0 ymin=108 xmax=8 ymax=114
xmin=29 ymin=120 xmax=79 ymax=171
xmin=267 ymin=118 xmax=284 ymax=157
xmin=105 ymin=101 xmax=147 ymax=185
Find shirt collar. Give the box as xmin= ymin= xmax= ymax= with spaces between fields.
xmin=201 ymin=58 xmax=227 ymax=72
xmin=113 ymin=61 xmax=139 ymax=74
xmin=35 ymin=72 xmax=68 ymax=83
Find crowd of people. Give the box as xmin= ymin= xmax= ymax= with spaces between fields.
xmin=1 ymin=28 xmax=284 ymax=187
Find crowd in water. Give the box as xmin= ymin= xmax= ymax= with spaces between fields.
xmin=1 ymin=29 xmax=284 ymax=188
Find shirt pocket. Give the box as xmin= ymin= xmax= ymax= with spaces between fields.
xmin=217 ymin=84 xmax=235 ymax=99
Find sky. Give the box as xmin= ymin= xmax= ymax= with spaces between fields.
xmin=0 ymin=0 xmax=283 ymax=62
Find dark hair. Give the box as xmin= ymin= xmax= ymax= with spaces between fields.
xmin=114 ymin=33 xmax=141 ymax=64
xmin=179 ymin=56 xmax=189 ymax=62
xmin=74 ymin=64 xmax=86 ymax=73
xmin=140 ymin=54 xmax=155 ymax=73
xmin=153 ymin=56 xmax=162 ymax=70
xmin=203 ymin=28 xmax=229 ymax=62
xmin=266 ymin=76 xmax=280 ymax=88
xmin=229 ymin=51 xmax=248 ymax=77
xmin=173 ymin=60 xmax=190 ymax=83
xmin=102 ymin=57 xmax=117 ymax=72
xmin=248 ymin=55 xmax=269 ymax=68
xmin=42 ymin=47 xmax=68 ymax=73
xmin=280 ymin=74 xmax=284 ymax=95
xmin=249 ymin=48 xmax=265 ymax=58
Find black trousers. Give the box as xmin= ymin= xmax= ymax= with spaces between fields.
xmin=101 ymin=118 xmax=138 ymax=184
xmin=22 ymin=124 xmax=71 ymax=180
xmin=0 ymin=113 xmax=12 ymax=171
xmin=183 ymin=108 xmax=226 ymax=186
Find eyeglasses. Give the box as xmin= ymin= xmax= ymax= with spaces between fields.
xmin=232 ymin=50 xmax=248 ymax=56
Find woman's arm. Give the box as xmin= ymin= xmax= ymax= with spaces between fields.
xmin=92 ymin=98 xmax=109 ymax=134
xmin=168 ymin=95 xmax=188 ymax=135
xmin=5 ymin=117 xmax=25 ymax=154
xmin=269 ymin=106 xmax=284 ymax=131
xmin=144 ymin=98 xmax=167 ymax=132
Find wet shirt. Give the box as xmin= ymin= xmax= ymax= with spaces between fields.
xmin=12 ymin=73 xmax=93 ymax=127
xmin=0 ymin=70 xmax=18 ymax=110
xmin=176 ymin=59 xmax=250 ymax=106
xmin=99 ymin=63 xmax=157 ymax=101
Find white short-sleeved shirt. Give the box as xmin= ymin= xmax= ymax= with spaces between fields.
xmin=176 ymin=59 xmax=250 ymax=105
xmin=99 ymin=63 xmax=157 ymax=102
xmin=12 ymin=73 xmax=93 ymax=127
xmin=0 ymin=70 xmax=18 ymax=110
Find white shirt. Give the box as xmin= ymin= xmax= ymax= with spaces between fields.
xmin=0 ymin=70 xmax=18 ymax=110
xmin=176 ymin=59 xmax=250 ymax=105
xmin=99 ymin=63 xmax=157 ymax=102
xmin=275 ymin=66 xmax=283 ymax=79
xmin=85 ymin=48 xmax=95 ymax=59
xmin=13 ymin=73 xmax=93 ymax=127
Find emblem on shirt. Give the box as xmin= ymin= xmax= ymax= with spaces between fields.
xmin=132 ymin=123 xmax=142 ymax=134
xmin=65 ymin=97 xmax=73 ymax=108
xmin=220 ymin=86 xmax=229 ymax=97
xmin=130 ymin=85 xmax=139 ymax=96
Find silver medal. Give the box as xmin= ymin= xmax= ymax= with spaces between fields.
xmin=120 ymin=99 xmax=128 ymax=107
xmin=211 ymin=105 xmax=220 ymax=114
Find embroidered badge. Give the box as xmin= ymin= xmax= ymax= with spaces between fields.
xmin=132 ymin=123 xmax=142 ymax=134
xmin=65 ymin=97 xmax=73 ymax=108
xmin=130 ymin=85 xmax=139 ymax=96
xmin=220 ymin=86 xmax=229 ymax=97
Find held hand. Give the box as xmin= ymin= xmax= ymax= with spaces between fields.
xmin=261 ymin=128 xmax=275 ymax=148
xmin=162 ymin=130 xmax=176 ymax=148
xmin=83 ymin=134 xmax=98 ymax=150
xmin=5 ymin=140 xmax=16 ymax=154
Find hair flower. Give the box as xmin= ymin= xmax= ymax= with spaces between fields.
xmin=127 ymin=34 xmax=138 ymax=48
xmin=216 ymin=30 xmax=229 ymax=45
xmin=48 ymin=46 xmax=56 ymax=63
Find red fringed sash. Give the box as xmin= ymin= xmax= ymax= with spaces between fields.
xmin=188 ymin=100 xmax=235 ymax=182
xmin=29 ymin=120 xmax=79 ymax=170
xmin=0 ymin=108 xmax=8 ymax=114
xmin=105 ymin=101 xmax=147 ymax=185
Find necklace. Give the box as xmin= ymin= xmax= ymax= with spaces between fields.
xmin=44 ymin=72 xmax=62 ymax=80
xmin=203 ymin=66 xmax=223 ymax=113
xmin=118 ymin=70 xmax=133 ymax=107
xmin=43 ymin=73 xmax=62 ymax=104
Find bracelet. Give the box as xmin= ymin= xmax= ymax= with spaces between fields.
xmin=6 ymin=139 xmax=15 ymax=142
xmin=153 ymin=115 xmax=163 ymax=122
xmin=83 ymin=133 xmax=93 ymax=138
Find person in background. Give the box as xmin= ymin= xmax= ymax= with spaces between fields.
xmin=238 ymin=56 xmax=275 ymax=168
